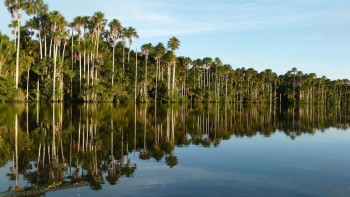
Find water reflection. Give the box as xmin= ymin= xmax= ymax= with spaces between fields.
xmin=0 ymin=103 xmax=349 ymax=195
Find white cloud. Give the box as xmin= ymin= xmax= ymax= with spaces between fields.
xmin=120 ymin=0 xmax=346 ymax=38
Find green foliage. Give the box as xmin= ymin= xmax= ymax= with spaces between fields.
xmin=0 ymin=77 xmax=17 ymax=101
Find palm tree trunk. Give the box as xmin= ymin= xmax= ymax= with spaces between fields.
xmin=44 ymin=35 xmax=47 ymax=57
xmin=83 ymin=49 xmax=86 ymax=78
xmin=60 ymin=73 xmax=64 ymax=101
xmin=71 ymin=31 xmax=74 ymax=96
xmin=172 ymin=61 xmax=176 ymax=95
xmin=128 ymin=43 xmax=131 ymax=63
xmin=26 ymin=69 xmax=29 ymax=102
xmin=79 ymin=50 xmax=82 ymax=93
xmin=122 ymin=43 xmax=125 ymax=74
xmin=96 ymin=29 xmax=100 ymax=58
xmin=49 ymin=37 xmax=53 ymax=57
xmin=134 ymin=49 xmax=138 ymax=103
xmin=145 ymin=55 xmax=148 ymax=98
xmin=91 ymin=52 xmax=94 ymax=86
xmin=15 ymin=18 xmax=20 ymax=89
xmin=39 ymin=30 xmax=43 ymax=59
xmin=112 ymin=45 xmax=115 ymax=87
xmin=53 ymin=44 xmax=57 ymax=101
xmin=37 ymin=79 xmax=40 ymax=102
xmin=62 ymin=41 xmax=66 ymax=65
xmin=155 ymin=59 xmax=158 ymax=103
xmin=168 ymin=64 xmax=171 ymax=98
xmin=225 ymin=75 xmax=228 ymax=102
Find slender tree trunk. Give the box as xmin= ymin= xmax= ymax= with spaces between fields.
xmin=128 ymin=43 xmax=131 ymax=63
xmin=91 ymin=52 xmax=94 ymax=86
xmin=168 ymin=63 xmax=171 ymax=98
xmin=44 ymin=35 xmax=47 ymax=57
xmin=145 ymin=55 xmax=148 ymax=98
xmin=60 ymin=72 xmax=64 ymax=101
xmin=61 ymin=41 xmax=66 ymax=63
xmin=87 ymin=53 xmax=90 ymax=87
xmin=96 ymin=29 xmax=100 ymax=59
xmin=122 ymin=43 xmax=125 ymax=74
xmin=112 ymin=45 xmax=115 ymax=87
xmin=26 ymin=69 xmax=29 ymax=102
xmin=49 ymin=37 xmax=53 ymax=57
xmin=172 ymin=60 xmax=176 ymax=95
xmin=79 ymin=49 xmax=82 ymax=93
xmin=134 ymin=49 xmax=138 ymax=103
xmin=37 ymin=79 xmax=40 ymax=102
xmin=155 ymin=59 xmax=158 ymax=103
xmin=225 ymin=75 xmax=228 ymax=102
xmin=53 ymin=44 xmax=57 ymax=101
xmin=39 ymin=30 xmax=43 ymax=59
xmin=15 ymin=17 xmax=21 ymax=89
xmin=83 ymin=49 xmax=86 ymax=78
xmin=71 ymin=31 xmax=74 ymax=96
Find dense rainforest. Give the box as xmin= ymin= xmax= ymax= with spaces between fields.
xmin=1 ymin=0 xmax=349 ymax=104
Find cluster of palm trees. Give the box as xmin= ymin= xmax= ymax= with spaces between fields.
xmin=1 ymin=0 xmax=349 ymax=104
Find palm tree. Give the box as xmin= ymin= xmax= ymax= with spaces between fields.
xmin=203 ymin=57 xmax=212 ymax=95
xmin=134 ymin=49 xmax=138 ymax=103
xmin=153 ymin=43 xmax=166 ymax=103
xmin=291 ymin=67 xmax=297 ymax=103
xmin=124 ymin=26 xmax=139 ymax=64
xmin=141 ymin=43 xmax=153 ymax=99
xmin=120 ymin=27 xmax=127 ymax=75
xmin=91 ymin=11 xmax=106 ymax=59
xmin=108 ymin=19 xmax=122 ymax=87
xmin=25 ymin=0 xmax=48 ymax=60
xmin=71 ymin=16 xmax=84 ymax=94
xmin=163 ymin=50 xmax=175 ymax=99
xmin=214 ymin=57 xmax=222 ymax=101
xmin=177 ymin=56 xmax=191 ymax=99
xmin=167 ymin=37 xmax=180 ymax=95
xmin=48 ymin=10 xmax=66 ymax=101
xmin=5 ymin=0 xmax=29 ymax=89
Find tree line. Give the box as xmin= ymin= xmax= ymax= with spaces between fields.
xmin=1 ymin=0 xmax=349 ymax=104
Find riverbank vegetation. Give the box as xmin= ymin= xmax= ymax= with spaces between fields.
xmin=1 ymin=0 xmax=349 ymax=104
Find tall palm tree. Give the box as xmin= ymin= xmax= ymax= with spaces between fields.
xmin=5 ymin=0 xmax=29 ymax=89
xmin=214 ymin=57 xmax=222 ymax=101
xmin=141 ymin=43 xmax=153 ymax=98
xmin=124 ymin=26 xmax=139 ymax=64
xmin=167 ymin=37 xmax=180 ymax=95
xmin=153 ymin=43 xmax=166 ymax=102
xmin=120 ymin=27 xmax=127 ymax=75
xmin=91 ymin=11 xmax=106 ymax=59
xmin=72 ymin=16 xmax=84 ymax=93
xmin=163 ymin=50 xmax=175 ymax=98
xmin=25 ymin=0 xmax=48 ymax=60
xmin=108 ymin=19 xmax=122 ymax=87
xmin=48 ymin=10 xmax=66 ymax=101
xmin=291 ymin=67 xmax=297 ymax=103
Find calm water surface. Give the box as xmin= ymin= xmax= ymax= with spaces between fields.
xmin=0 ymin=103 xmax=349 ymax=197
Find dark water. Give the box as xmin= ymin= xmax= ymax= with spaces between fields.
xmin=0 ymin=103 xmax=350 ymax=197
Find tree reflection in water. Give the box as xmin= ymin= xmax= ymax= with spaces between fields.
xmin=0 ymin=103 xmax=349 ymax=194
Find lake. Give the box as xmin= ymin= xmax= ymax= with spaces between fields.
xmin=0 ymin=103 xmax=349 ymax=197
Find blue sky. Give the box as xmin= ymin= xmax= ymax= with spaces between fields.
xmin=1 ymin=0 xmax=350 ymax=79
